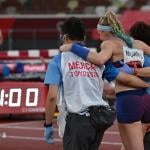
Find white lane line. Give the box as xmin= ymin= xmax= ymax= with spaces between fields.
xmin=0 ymin=135 xmax=122 ymax=145
xmin=1 ymin=135 xmax=61 ymax=142
xmin=0 ymin=126 xmax=119 ymax=134
xmin=105 ymin=131 xmax=119 ymax=135
xmin=0 ymin=120 xmax=45 ymax=126
xmin=0 ymin=126 xmax=42 ymax=130
xmin=102 ymin=141 xmax=122 ymax=146
xmin=0 ymin=126 xmax=58 ymax=131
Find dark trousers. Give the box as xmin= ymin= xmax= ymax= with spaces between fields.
xmin=63 ymin=113 xmax=105 ymax=150
xmin=144 ymin=131 xmax=150 ymax=150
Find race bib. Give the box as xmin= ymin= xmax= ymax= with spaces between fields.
xmin=123 ymin=46 xmax=144 ymax=67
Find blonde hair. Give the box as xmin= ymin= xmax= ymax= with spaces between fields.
xmin=98 ymin=11 xmax=133 ymax=47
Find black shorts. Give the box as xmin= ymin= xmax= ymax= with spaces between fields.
xmin=63 ymin=113 xmax=105 ymax=150
xmin=144 ymin=131 xmax=150 ymax=150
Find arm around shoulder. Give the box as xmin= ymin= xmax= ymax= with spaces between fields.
xmin=116 ymin=72 xmax=149 ymax=88
xmin=87 ymin=41 xmax=113 ymax=65
xmin=135 ymin=67 xmax=150 ymax=78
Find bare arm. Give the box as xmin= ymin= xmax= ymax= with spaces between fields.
xmin=134 ymin=40 xmax=150 ymax=55
xmin=135 ymin=67 xmax=150 ymax=78
xmin=116 ymin=72 xmax=149 ymax=88
xmin=45 ymin=85 xmax=58 ymax=125
xmin=141 ymin=42 xmax=150 ymax=55
xmin=60 ymin=41 xmax=113 ymax=65
xmin=87 ymin=41 xmax=113 ymax=65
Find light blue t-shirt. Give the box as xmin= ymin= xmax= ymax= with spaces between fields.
xmin=144 ymin=55 xmax=150 ymax=67
xmin=44 ymin=54 xmax=62 ymax=85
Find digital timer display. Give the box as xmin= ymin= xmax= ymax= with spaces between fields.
xmin=0 ymin=88 xmax=39 ymax=107
xmin=0 ymin=82 xmax=48 ymax=114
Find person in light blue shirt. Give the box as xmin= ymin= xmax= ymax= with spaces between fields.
xmin=44 ymin=17 xmax=121 ymax=149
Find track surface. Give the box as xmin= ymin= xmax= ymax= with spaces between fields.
xmin=0 ymin=119 xmax=122 ymax=150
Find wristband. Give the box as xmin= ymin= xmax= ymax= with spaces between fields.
xmin=44 ymin=122 xmax=52 ymax=127
xmin=71 ymin=43 xmax=90 ymax=60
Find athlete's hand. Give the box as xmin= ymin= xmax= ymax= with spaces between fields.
xmin=59 ymin=44 xmax=72 ymax=52
xmin=44 ymin=126 xmax=54 ymax=144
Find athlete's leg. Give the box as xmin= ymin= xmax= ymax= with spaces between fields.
xmin=116 ymin=90 xmax=147 ymax=150
xmin=120 ymin=145 xmax=125 ymax=150
xmin=123 ymin=124 xmax=150 ymax=150
xmin=118 ymin=121 xmax=144 ymax=150
xmin=120 ymin=124 xmax=149 ymax=150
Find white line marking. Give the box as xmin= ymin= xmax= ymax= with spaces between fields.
xmin=0 ymin=126 xmax=119 ymax=134
xmin=1 ymin=135 xmax=61 ymax=142
xmin=0 ymin=125 xmax=58 ymax=131
xmin=102 ymin=141 xmax=122 ymax=145
xmin=105 ymin=131 xmax=119 ymax=135
xmin=0 ymin=126 xmax=44 ymax=130
xmin=0 ymin=135 xmax=122 ymax=145
xmin=0 ymin=120 xmax=43 ymax=126
xmin=0 ymin=120 xmax=121 ymax=146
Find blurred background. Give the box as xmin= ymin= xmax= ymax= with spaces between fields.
xmin=0 ymin=0 xmax=149 ymax=118
xmin=0 ymin=0 xmax=149 ymax=50
xmin=0 ymin=1 xmax=149 ymax=150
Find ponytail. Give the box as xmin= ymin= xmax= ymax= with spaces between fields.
xmin=105 ymin=11 xmax=133 ymax=48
